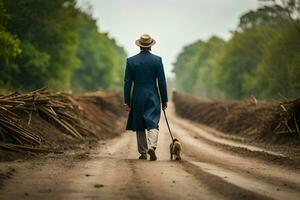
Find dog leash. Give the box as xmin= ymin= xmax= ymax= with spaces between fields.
xmin=162 ymin=109 xmax=174 ymax=142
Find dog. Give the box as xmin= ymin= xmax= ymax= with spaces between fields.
xmin=169 ymin=138 xmax=182 ymax=161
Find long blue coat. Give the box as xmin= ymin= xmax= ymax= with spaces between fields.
xmin=124 ymin=50 xmax=168 ymax=131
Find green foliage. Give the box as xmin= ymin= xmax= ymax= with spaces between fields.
xmin=260 ymin=0 xmax=300 ymax=20
xmin=71 ymin=12 xmax=126 ymax=93
xmin=0 ymin=31 xmax=21 ymax=63
xmin=0 ymin=0 xmax=21 ymax=64
xmin=248 ymin=23 xmax=300 ymax=99
xmin=11 ymin=41 xmax=50 ymax=90
xmin=238 ymin=5 xmax=290 ymax=30
xmin=0 ymin=0 xmax=126 ymax=93
xmin=216 ymin=26 xmax=276 ymax=99
xmin=4 ymin=0 xmax=81 ymax=90
xmin=173 ymin=40 xmax=204 ymax=93
xmin=173 ymin=36 xmax=225 ymax=98
xmin=193 ymin=37 xmax=226 ymax=98
xmin=174 ymin=2 xmax=300 ymax=100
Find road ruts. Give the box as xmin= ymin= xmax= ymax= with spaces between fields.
xmin=0 ymin=105 xmax=299 ymax=200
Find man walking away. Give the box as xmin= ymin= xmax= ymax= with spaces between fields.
xmin=124 ymin=34 xmax=168 ymax=161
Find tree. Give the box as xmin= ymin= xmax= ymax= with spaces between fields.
xmin=0 ymin=0 xmax=126 ymax=93
xmin=259 ymin=0 xmax=300 ymax=19
xmin=238 ymin=5 xmax=290 ymax=31
xmin=216 ymin=26 xmax=278 ymax=99
xmin=192 ymin=36 xmax=226 ymax=98
xmin=173 ymin=2 xmax=298 ymax=100
xmin=248 ymin=22 xmax=300 ymax=99
xmin=173 ymin=40 xmax=204 ymax=93
xmin=0 ymin=0 xmax=21 ymax=63
xmin=173 ymin=36 xmax=226 ymax=98
xmin=259 ymin=0 xmax=300 ymax=32
xmin=4 ymin=0 xmax=81 ymax=90
xmin=71 ymin=12 xmax=126 ymax=93
xmin=0 ymin=0 xmax=21 ymax=92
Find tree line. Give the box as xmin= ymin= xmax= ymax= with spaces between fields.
xmin=0 ymin=0 xmax=126 ymax=94
xmin=173 ymin=0 xmax=300 ymax=100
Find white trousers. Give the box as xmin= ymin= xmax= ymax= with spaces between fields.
xmin=136 ymin=129 xmax=159 ymax=154
xmin=147 ymin=128 xmax=159 ymax=150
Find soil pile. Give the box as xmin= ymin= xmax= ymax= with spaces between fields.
xmin=173 ymin=92 xmax=300 ymax=146
xmin=0 ymin=88 xmax=126 ymax=159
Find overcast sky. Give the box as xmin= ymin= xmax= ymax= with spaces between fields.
xmin=78 ymin=0 xmax=259 ymax=77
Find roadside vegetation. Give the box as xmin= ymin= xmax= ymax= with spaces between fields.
xmin=0 ymin=0 xmax=126 ymax=94
xmin=173 ymin=91 xmax=300 ymax=145
xmin=0 ymin=88 xmax=125 ymax=159
xmin=173 ymin=0 xmax=300 ymax=100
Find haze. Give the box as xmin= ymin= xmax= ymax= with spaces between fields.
xmin=77 ymin=0 xmax=258 ymax=77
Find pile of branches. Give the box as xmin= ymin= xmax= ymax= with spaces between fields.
xmin=0 ymin=87 xmax=101 ymax=153
xmin=273 ymin=98 xmax=300 ymax=137
xmin=173 ymin=92 xmax=300 ymax=144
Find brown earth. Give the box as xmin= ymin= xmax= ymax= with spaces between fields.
xmin=0 ymin=90 xmax=127 ymax=192
xmin=0 ymin=104 xmax=299 ymax=200
xmin=0 ymin=91 xmax=126 ymax=162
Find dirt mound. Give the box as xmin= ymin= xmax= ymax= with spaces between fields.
xmin=0 ymin=88 xmax=126 ymax=160
xmin=173 ymin=92 xmax=300 ymax=146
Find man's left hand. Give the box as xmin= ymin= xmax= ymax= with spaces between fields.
xmin=124 ymin=104 xmax=131 ymax=112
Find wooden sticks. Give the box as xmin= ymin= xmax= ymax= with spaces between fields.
xmin=0 ymin=88 xmax=98 ymax=153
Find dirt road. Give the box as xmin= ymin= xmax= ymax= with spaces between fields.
xmin=0 ymin=106 xmax=300 ymax=200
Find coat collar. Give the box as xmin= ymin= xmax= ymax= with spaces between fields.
xmin=140 ymin=50 xmax=151 ymax=54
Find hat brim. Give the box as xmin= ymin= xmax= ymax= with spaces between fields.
xmin=135 ymin=39 xmax=156 ymax=48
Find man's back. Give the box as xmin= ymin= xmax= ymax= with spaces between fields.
xmin=127 ymin=50 xmax=162 ymax=86
xmin=124 ymin=50 xmax=167 ymax=107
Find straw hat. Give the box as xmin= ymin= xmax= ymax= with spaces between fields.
xmin=135 ymin=34 xmax=156 ymax=48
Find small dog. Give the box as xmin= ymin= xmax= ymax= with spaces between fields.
xmin=169 ymin=138 xmax=182 ymax=161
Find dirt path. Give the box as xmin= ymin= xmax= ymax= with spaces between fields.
xmin=0 ymin=106 xmax=299 ymax=200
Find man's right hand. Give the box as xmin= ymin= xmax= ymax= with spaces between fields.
xmin=162 ymin=102 xmax=168 ymax=110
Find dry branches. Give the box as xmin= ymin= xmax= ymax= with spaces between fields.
xmin=173 ymin=91 xmax=300 ymax=144
xmin=0 ymin=88 xmax=121 ymax=153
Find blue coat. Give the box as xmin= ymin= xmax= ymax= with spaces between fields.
xmin=124 ymin=50 xmax=168 ymax=131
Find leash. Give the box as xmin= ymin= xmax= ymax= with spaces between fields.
xmin=162 ymin=109 xmax=174 ymax=142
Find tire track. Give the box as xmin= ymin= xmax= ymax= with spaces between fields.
xmin=166 ymin=109 xmax=300 ymax=200
xmin=1 ymin=107 xmax=300 ymax=200
xmin=181 ymin=160 xmax=273 ymax=200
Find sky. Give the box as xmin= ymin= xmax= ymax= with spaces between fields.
xmin=77 ymin=0 xmax=259 ymax=77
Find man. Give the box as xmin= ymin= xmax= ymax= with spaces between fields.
xmin=124 ymin=34 xmax=168 ymax=161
